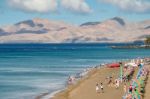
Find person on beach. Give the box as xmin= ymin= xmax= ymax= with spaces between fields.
xmin=68 ymin=76 xmax=76 ymax=85
xmin=115 ymin=79 xmax=120 ymax=89
xmin=68 ymin=76 xmax=72 ymax=84
xmin=124 ymin=83 xmax=127 ymax=93
xmin=100 ymin=83 xmax=104 ymax=93
xmin=127 ymin=93 xmax=132 ymax=99
xmin=96 ymin=83 xmax=99 ymax=93
xmin=107 ymin=76 xmax=113 ymax=86
xmin=129 ymin=85 xmax=133 ymax=93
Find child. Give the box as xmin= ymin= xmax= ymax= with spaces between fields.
xmin=96 ymin=83 xmax=99 ymax=93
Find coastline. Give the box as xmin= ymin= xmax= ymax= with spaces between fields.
xmin=51 ymin=66 xmax=124 ymax=99
xmin=35 ymin=62 xmax=118 ymax=99
xmin=36 ymin=89 xmax=65 ymax=99
xmin=35 ymin=65 xmax=103 ymax=99
xmin=36 ymin=58 xmax=150 ymax=99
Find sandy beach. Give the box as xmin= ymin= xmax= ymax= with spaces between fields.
xmin=36 ymin=59 xmax=150 ymax=99
xmin=52 ymin=67 xmax=125 ymax=99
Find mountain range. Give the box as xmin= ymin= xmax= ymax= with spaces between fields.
xmin=0 ymin=17 xmax=150 ymax=43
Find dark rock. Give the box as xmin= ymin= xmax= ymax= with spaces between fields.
xmin=15 ymin=20 xmax=36 ymax=27
xmin=80 ymin=22 xmax=101 ymax=26
xmin=111 ymin=17 xmax=125 ymax=26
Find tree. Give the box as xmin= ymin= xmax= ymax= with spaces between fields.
xmin=144 ymin=36 xmax=150 ymax=45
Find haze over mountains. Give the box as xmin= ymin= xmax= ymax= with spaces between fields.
xmin=0 ymin=17 xmax=150 ymax=43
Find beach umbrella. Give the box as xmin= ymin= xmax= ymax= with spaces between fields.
xmin=120 ymin=62 xmax=123 ymax=83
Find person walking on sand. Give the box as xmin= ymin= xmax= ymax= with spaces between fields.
xmin=129 ymin=85 xmax=133 ymax=93
xmin=108 ymin=76 xmax=112 ymax=86
xmin=124 ymin=83 xmax=127 ymax=93
xmin=115 ymin=79 xmax=120 ymax=89
xmin=100 ymin=83 xmax=104 ymax=93
xmin=96 ymin=83 xmax=99 ymax=93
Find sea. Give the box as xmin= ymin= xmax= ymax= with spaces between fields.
xmin=0 ymin=43 xmax=150 ymax=99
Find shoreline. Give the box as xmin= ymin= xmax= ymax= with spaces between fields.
xmin=51 ymin=67 xmax=101 ymax=99
xmin=35 ymin=64 xmax=105 ymax=99
xmin=36 ymin=89 xmax=65 ymax=99
xmin=52 ymin=66 xmax=123 ymax=99
xmin=36 ymin=58 xmax=150 ymax=99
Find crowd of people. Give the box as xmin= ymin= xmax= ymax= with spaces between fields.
xmin=123 ymin=66 xmax=135 ymax=82
xmin=95 ymin=60 xmax=137 ymax=95
xmin=123 ymin=58 xmax=150 ymax=99
xmin=94 ymin=58 xmax=149 ymax=99
xmin=66 ymin=57 xmax=150 ymax=99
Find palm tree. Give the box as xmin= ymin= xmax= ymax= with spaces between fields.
xmin=144 ymin=37 xmax=150 ymax=45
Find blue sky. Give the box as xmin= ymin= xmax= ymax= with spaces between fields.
xmin=0 ymin=0 xmax=150 ymax=26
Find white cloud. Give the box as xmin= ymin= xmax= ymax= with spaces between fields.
xmin=8 ymin=0 xmax=58 ymax=13
xmin=61 ymin=0 xmax=92 ymax=13
xmin=101 ymin=0 xmax=150 ymax=13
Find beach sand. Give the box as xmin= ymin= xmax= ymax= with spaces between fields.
xmin=36 ymin=64 xmax=150 ymax=99
xmin=51 ymin=67 xmax=136 ymax=99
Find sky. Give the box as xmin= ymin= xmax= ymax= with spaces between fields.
xmin=0 ymin=0 xmax=150 ymax=26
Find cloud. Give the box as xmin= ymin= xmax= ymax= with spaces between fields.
xmin=101 ymin=0 xmax=150 ymax=13
xmin=8 ymin=0 xmax=58 ymax=13
xmin=61 ymin=0 xmax=92 ymax=13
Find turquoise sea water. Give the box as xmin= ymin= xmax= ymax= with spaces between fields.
xmin=0 ymin=44 xmax=150 ymax=99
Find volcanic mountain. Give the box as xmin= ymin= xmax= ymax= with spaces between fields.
xmin=0 ymin=17 xmax=149 ymax=43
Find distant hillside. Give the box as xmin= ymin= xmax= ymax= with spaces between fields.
xmin=80 ymin=22 xmax=101 ymax=26
xmin=0 ymin=17 xmax=150 ymax=43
